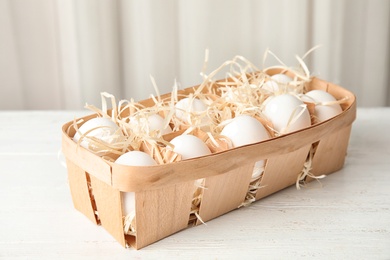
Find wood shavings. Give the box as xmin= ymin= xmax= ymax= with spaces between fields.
xmin=123 ymin=212 xmax=136 ymax=236
xmin=239 ymin=178 xmax=266 ymax=208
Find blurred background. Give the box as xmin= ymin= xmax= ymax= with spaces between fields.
xmin=0 ymin=0 xmax=389 ymax=110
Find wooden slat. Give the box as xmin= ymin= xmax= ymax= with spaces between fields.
xmin=309 ymin=125 xmax=352 ymax=178
xmin=197 ymin=164 xmax=254 ymax=223
xmin=89 ymin=174 xmax=126 ymax=247
xmin=133 ymin=181 xmax=194 ymax=249
xmin=66 ymin=159 xmax=97 ymax=224
xmin=255 ymin=144 xmax=312 ymax=200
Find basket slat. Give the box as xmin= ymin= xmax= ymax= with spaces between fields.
xmin=132 ymin=181 xmax=194 ymax=249
xmin=310 ymin=124 xmax=353 ymax=178
xmin=255 ymin=144 xmax=312 ymax=200
xmin=197 ymin=163 xmax=254 ymax=224
xmin=66 ymin=159 xmax=98 ymax=224
xmin=89 ymin=174 xmax=126 ymax=247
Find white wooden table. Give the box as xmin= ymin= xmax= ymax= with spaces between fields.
xmin=1 ymin=108 xmax=389 ymax=259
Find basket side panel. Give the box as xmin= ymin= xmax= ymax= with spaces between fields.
xmin=89 ymin=174 xmax=126 ymax=247
xmin=134 ymin=181 xmax=194 ymax=250
xmin=66 ymin=159 xmax=97 ymax=224
xmin=255 ymin=144 xmax=311 ymax=200
xmin=310 ymin=124 xmax=352 ymax=178
xmin=197 ymin=164 xmax=254 ymax=224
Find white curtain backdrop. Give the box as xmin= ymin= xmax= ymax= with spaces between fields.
xmin=1 ymin=0 xmax=389 ymax=109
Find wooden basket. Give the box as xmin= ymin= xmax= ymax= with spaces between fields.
xmin=61 ymin=76 xmax=356 ymax=250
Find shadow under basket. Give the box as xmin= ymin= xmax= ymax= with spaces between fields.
xmin=61 ymin=77 xmax=356 ymax=250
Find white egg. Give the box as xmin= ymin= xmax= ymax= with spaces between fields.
xmin=263 ymin=74 xmax=293 ymax=93
xmin=115 ymin=151 xmax=157 ymax=219
xmin=148 ymin=114 xmax=173 ymax=135
xmin=130 ymin=113 xmax=172 ymax=136
xmin=271 ymin=74 xmax=293 ymax=84
xmin=221 ymin=115 xmax=270 ymax=180
xmin=220 ymin=115 xmax=270 ymax=148
xmin=174 ymin=97 xmax=208 ymax=124
xmin=73 ymin=117 xmax=120 ymax=149
xmin=263 ymin=94 xmax=311 ymax=134
xmin=115 ymin=150 xmax=158 ymax=167
xmin=305 ymin=90 xmax=342 ymax=122
xmin=170 ymin=134 xmax=211 ymax=160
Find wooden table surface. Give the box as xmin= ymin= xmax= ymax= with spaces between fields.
xmin=0 ymin=108 xmax=389 ymax=259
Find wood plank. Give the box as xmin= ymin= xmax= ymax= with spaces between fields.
xmin=66 ymin=159 xmax=97 ymax=224
xmin=255 ymin=144 xmax=311 ymax=200
xmin=197 ymin=164 xmax=254 ymax=223
xmin=309 ymin=125 xmax=352 ymax=178
xmin=89 ymin=174 xmax=126 ymax=247
xmin=133 ymin=181 xmax=194 ymax=249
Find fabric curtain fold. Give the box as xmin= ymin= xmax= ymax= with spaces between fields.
xmin=0 ymin=0 xmax=389 ymax=109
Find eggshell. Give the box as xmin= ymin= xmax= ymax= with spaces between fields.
xmin=220 ymin=115 xmax=270 ymax=148
xmin=115 ymin=151 xmax=157 ymax=217
xmin=305 ymin=90 xmax=342 ymax=122
xmin=130 ymin=114 xmax=172 ymax=135
xmin=148 ymin=114 xmax=173 ymax=135
xmin=170 ymin=134 xmax=211 ymax=160
xmin=263 ymin=94 xmax=311 ymax=134
xmin=271 ymin=73 xmax=293 ymax=84
xmin=175 ymin=97 xmax=208 ymax=123
xmin=263 ymin=73 xmax=293 ymax=93
xmin=73 ymin=117 xmax=120 ymax=149
xmin=115 ymin=150 xmax=158 ymax=167
xmin=221 ymin=115 xmax=269 ymax=180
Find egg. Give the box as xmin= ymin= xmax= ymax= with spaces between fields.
xmin=220 ymin=115 xmax=270 ymax=180
xmin=73 ymin=117 xmax=120 ymax=150
xmin=115 ymin=150 xmax=158 ymax=167
xmin=147 ymin=114 xmax=173 ymax=135
xmin=263 ymin=73 xmax=293 ymax=93
xmin=263 ymin=93 xmax=311 ymax=134
xmin=115 ymin=151 xmax=157 ymax=226
xmin=130 ymin=113 xmax=172 ymax=136
xmin=220 ymin=115 xmax=270 ymax=148
xmin=170 ymin=134 xmax=211 ymax=160
xmin=174 ymin=97 xmax=208 ymax=124
xmin=304 ymin=90 xmax=342 ymax=122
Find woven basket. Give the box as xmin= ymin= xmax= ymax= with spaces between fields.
xmin=61 ymin=75 xmax=356 ymax=250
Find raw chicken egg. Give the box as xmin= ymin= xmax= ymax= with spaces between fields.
xmin=147 ymin=114 xmax=173 ymax=135
xmin=170 ymin=134 xmax=211 ymax=160
xmin=263 ymin=73 xmax=293 ymax=93
xmin=175 ymin=97 xmax=208 ymax=124
xmin=220 ymin=115 xmax=270 ymax=180
xmin=130 ymin=113 xmax=172 ymax=136
xmin=115 ymin=150 xmax=158 ymax=166
xmin=220 ymin=115 xmax=270 ymax=148
xmin=73 ymin=117 xmax=120 ymax=150
xmin=263 ymin=94 xmax=311 ymax=134
xmin=304 ymin=90 xmax=342 ymax=122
